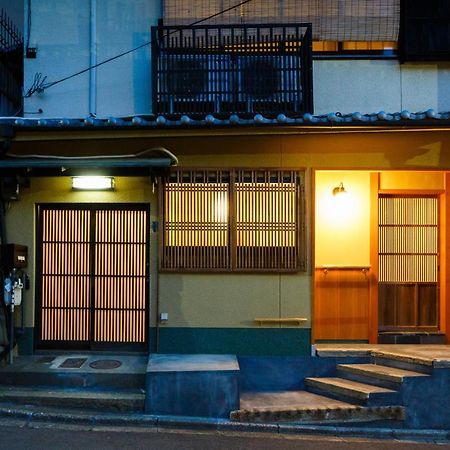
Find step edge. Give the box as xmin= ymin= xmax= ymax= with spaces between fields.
xmin=230 ymin=405 xmax=405 ymax=422
xmin=305 ymin=378 xmax=396 ymax=397
xmin=372 ymin=351 xmax=434 ymax=367
xmin=336 ymin=364 xmax=428 ymax=382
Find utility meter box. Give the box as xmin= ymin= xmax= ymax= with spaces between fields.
xmin=1 ymin=244 xmax=28 ymax=270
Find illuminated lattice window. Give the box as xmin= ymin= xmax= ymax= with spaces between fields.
xmin=160 ymin=169 xmax=306 ymax=272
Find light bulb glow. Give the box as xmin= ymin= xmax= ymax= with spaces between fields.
xmin=72 ymin=176 xmax=115 ymax=190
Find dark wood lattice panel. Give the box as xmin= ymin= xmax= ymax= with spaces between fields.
xmin=378 ymin=195 xmax=439 ymax=330
xmin=37 ymin=205 xmax=149 ymax=349
xmin=160 ymin=169 xmax=305 ymax=271
xmin=94 ymin=209 xmax=148 ymax=343
xmin=40 ymin=209 xmax=91 ymax=342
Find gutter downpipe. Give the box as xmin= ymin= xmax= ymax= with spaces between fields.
xmin=89 ymin=0 xmax=97 ymax=116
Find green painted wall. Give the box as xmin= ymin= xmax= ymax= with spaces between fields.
xmin=157 ymin=327 xmax=312 ymax=356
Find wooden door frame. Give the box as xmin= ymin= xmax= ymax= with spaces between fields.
xmin=372 ymin=184 xmax=447 ymax=342
xmin=35 ymin=203 xmax=150 ymax=352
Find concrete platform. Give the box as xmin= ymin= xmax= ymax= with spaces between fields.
xmin=0 ymin=354 xmax=147 ymax=389
xmin=145 ymin=354 xmax=240 ymax=418
xmin=315 ymin=344 xmax=450 ymax=368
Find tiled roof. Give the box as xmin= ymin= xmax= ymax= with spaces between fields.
xmin=1 ymin=110 xmax=450 ymax=130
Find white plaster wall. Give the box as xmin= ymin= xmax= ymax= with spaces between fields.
xmin=24 ymin=0 xmax=90 ymax=117
xmin=313 ymin=60 xmax=402 ymax=114
xmin=314 ymin=60 xmax=450 ymax=115
xmin=23 ymin=0 xmax=450 ymax=119
xmin=23 ymin=0 xmax=160 ymax=118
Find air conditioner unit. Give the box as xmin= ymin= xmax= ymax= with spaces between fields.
xmin=156 ymin=54 xmax=303 ymax=116
xmin=237 ymin=56 xmax=302 ymax=115
xmin=157 ymin=54 xmax=233 ymax=115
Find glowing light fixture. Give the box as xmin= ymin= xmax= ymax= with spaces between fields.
xmin=332 ymin=182 xmax=347 ymax=196
xmin=72 ymin=176 xmax=115 ymax=191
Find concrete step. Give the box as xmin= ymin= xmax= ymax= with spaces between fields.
xmin=0 ymin=355 xmax=147 ymax=389
xmin=372 ymin=353 xmax=433 ymax=374
xmin=231 ymin=390 xmax=404 ymax=424
xmin=337 ymin=363 xmax=429 ymax=389
xmin=0 ymin=385 xmax=145 ymax=412
xmin=304 ymin=377 xmax=399 ymax=406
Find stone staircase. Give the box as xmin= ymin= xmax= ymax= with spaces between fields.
xmin=231 ymin=353 xmax=433 ymax=426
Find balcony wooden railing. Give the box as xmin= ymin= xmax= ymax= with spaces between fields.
xmin=151 ymin=23 xmax=313 ymax=117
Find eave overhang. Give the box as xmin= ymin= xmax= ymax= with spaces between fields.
xmin=0 ymin=157 xmax=173 ymax=177
xmin=1 ymin=110 xmax=450 ymax=142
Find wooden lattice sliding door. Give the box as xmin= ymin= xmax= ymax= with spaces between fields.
xmin=36 ymin=204 xmax=149 ymax=351
xmin=378 ymin=195 xmax=439 ymax=331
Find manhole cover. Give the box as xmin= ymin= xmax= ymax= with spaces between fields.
xmin=89 ymin=359 xmax=122 ymax=370
xmin=59 ymin=358 xmax=87 ymax=369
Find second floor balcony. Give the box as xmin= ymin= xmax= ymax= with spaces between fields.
xmin=151 ymin=23 xmax=313 ymax=118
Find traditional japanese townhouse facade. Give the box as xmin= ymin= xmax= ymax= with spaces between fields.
xmin=1 ymin=0 xmax=450 ymax=357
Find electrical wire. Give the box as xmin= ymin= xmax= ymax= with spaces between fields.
xmin=24 ymin=0 xmax=254 ymax=98
xmin=5 ymin=146 xmax=179 ymax=165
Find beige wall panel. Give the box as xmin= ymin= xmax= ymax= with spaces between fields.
xmin=379 ymin=171 xmax=444 ymax=191
xmin=159 ymin=274 xmax=283 ymax=327
xmin=6 ymin=177 xmax=157 ymax=328
xmin=165 ymin=131 xmax=450 ymax=170
xmin=10 ymin=129 xmax=450 ymax=170
xmin=279 ymin=274 xmax=311 ymax=325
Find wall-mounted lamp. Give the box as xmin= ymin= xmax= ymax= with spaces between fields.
xmin=72 ymin=176 xmax=115 ymax=191
xmin=332 ymin=182 xmax=347 ymax=196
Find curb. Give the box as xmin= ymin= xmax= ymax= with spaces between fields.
xmin=0 ymin=404 xmax=449 ymax=441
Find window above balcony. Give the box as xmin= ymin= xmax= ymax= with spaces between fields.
xmin=151 ymin=23 xmax=313 ymax=118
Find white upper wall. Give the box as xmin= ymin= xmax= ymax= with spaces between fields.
xmin=24 ymin=0 xmax=160 ymax=118
xmin=314 ymin=60 xmax=450 ymax=115
xmin=23 ymin=0 xmax=450 ymax=118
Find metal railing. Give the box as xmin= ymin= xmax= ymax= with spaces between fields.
xmin=152 ymin=23 xmax=313 ymax=117
xmin=0 ymin=8 xmax=23 ymax=116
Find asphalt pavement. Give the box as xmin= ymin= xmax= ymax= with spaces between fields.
xmin=0 ymin=420 xmax=449 ymax=450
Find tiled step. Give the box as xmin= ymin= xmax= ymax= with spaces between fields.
xmin=337 ymin=363 xmax=429 ymax=389
xmin=231 ymin=390 xmax=404 ymax=424
xmin=304 ymin=377 xmax=399 ymax=406
xmin=0 ymin=385 xmax=145 ymax=412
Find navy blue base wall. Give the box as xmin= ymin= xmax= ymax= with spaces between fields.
xmin=157 ymin=327 xmax=312 ymax=356
xmin=238 ymin=356 xmax=370 ymax=392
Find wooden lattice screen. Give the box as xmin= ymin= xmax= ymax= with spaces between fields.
xmin=379 ymin=196 xmax=438 ymax=283
xmin=160 ymin=169 xmax=305 ymax=271
xmin=163 ymin=0 xmax=400 ymax=42
xmin=37 ymin=205 xmax=149 ymax=350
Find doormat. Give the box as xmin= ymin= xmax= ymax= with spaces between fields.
xmin=89 ymin=359 xmax=122 ymax=370
xmin=59 ymin=358 xmax=87 ymax=368
xmin=36 ymin=356 xmax=55 ymax=364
